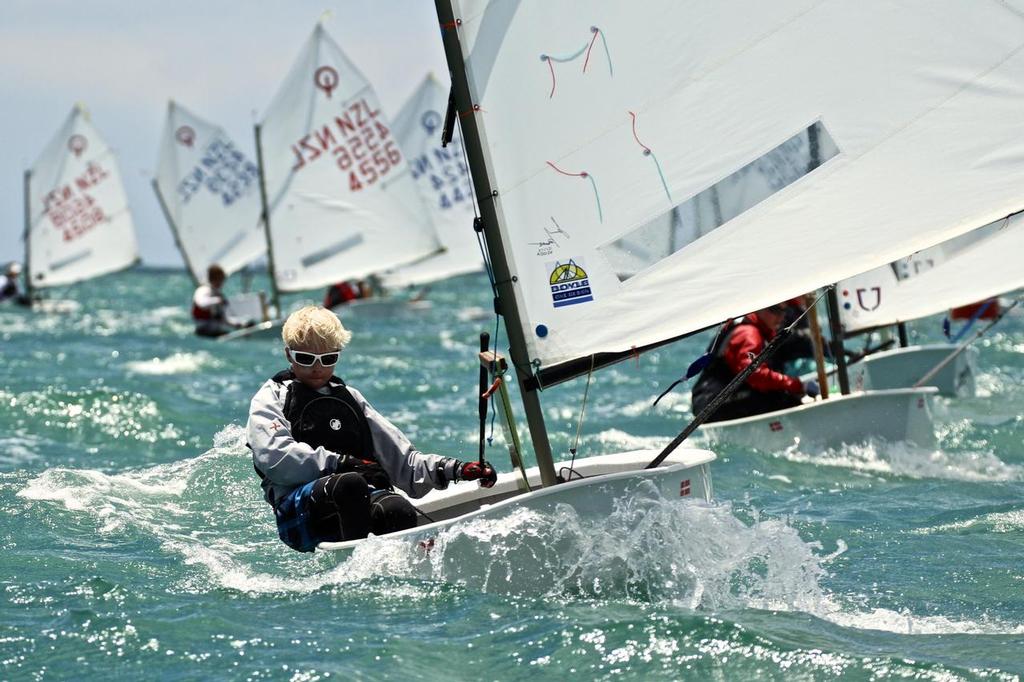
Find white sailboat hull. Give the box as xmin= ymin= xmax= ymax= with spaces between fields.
xmin=848 ymin=344 xmax=977 ymax=397
xmin=696 ymin=388 xmax=938 ymax=451
xmin=319 ymin=448 xmax=714 ymax=556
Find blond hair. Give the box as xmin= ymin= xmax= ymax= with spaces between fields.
xmin=282 ymin=306 xmax=352 ymax=349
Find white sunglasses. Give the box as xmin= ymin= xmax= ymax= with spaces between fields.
xmin=286 ymin=347 xmax=341 ymax=367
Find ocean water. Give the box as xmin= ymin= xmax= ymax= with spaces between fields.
xmin=1 ymin=269 xmax=1023 ymax=681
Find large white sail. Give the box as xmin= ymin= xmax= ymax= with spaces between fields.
xmin=381 ymin=74 xmax=482 ymax=289
xmin=838 ymin=213 xmax=1024 ymax=334
xmin=257 ymin=24 xmax=441 ymax=293
xmin=25 ymin=104 xmax=138 ymax=290
xmin=154 ymin=101 xmax=265 ymax=282
xmin=446 ymin=1 xmax=1024 ymax=372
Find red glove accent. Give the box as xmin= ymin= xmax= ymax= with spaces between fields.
xmin=458 ymin=461 xmax=497 ymax=488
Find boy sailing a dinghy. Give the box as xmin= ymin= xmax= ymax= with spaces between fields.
xmin=247 ymin=305 xmax=496 ymax=552
xmin=691 ymin=303 xmax=820 ymax=422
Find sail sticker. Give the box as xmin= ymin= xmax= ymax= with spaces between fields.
xmin=853 ymin=286 xmax=881 ymax=311
xmin=548 ymin=258 xmax=594 ymax=308
xmin=288 ymin=99 xmax=399 ymax=193
xmin=43 ymin=161 xmax=110 ymax=242
xmin=176 ymin=138 xmax=259 ymax=206
xmin=314 ymin=65 xmax=340 ymax=97
xmin=408 ymin=136 xmax=470 ymax=211
xmin=175 ymin=126 xmax=196 ymax=148
xmin=540 ymin=26 xmax=613 ymax=98
xmin=67 ymin=135 xmax=87 ymax=157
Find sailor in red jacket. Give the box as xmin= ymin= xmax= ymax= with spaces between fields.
xmin=691 ymin=303 xmax=819 ymax=422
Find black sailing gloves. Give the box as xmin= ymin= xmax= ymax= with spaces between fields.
xmin=455 ymin=460 xmax=498 ymax=488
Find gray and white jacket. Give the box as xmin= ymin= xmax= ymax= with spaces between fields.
xmin=246 ymin=375 xmax=459 ymax=505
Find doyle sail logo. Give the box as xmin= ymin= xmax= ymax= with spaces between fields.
xmin=548 ymin=258 xmax=594 ymax=308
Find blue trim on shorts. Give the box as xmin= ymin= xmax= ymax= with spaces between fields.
xmin=274 ymin=480 xmax=387 ymax=553
xmin=274 ymin=480 xmax=320 ymax=553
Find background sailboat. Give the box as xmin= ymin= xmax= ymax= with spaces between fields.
xmin=153 ymin=101 xmax=266 ymax=285
xmin=24 ymin=104 xmax=138 ymax=302
xmin=380 ymin=73 xmax=482 ymax=290
xmin=836 ymin=213 xmax=1024 ymax=396
xmin=255 ymin=23 xmax=443 ymax=311
xmin=153 ymin=101 xmax=270 ymax=326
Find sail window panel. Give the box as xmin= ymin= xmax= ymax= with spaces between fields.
xmin=600 ymin=121 xmax=838 ymax=281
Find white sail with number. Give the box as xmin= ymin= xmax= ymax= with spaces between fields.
xmin=381 ymin=74 xmax=482 ymax=289
xmin=154 ymin=101 xmax=265 ymax=282
xmin=445 ymin=0 xmax=1024 ymax=376
xmin=257 ymin=24 xmax=441 ymax=293
xmin=838 ymin=213 xmax=1024 ymax=334
xmin=25 ymin=104 xmax=138 ymax=289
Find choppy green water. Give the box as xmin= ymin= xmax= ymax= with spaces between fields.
xmin=2 ymin=269 xmax=1023 ymax=680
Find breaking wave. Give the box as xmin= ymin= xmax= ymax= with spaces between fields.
xmin=18 ymin=433 xmax=1024 ymax=637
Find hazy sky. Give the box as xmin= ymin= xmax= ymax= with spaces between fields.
xmin=0 ymin=0 xmax=450 ymax=268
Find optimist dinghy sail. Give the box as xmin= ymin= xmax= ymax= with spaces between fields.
xmin=24 ymin=104 xmax=138 ymax=296
xmin=380 ymin=74 xmax=483 ymax=289
xmin=829 ymin=213 xmax=1024 ymax=395
xmin=838 ymin=213 xmax=1024 ymax=335
xmin=318 ymin=1 xmax=1024 ymax=555
xmin=435 ymin=1 xmax=1024 ymax=477
xmin=153 ymin=101 xmax=266 ymax=285
xmin=255 ymin=24 xmax=442 ymax=299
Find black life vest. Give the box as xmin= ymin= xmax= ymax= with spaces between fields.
xmin=268 ymin=370 xmax=391 ymax=490
xmin=690 ymin=318 xmax=757 ymax=415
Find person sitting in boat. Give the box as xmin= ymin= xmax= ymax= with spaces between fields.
xmin=246 ymin=305 xmax=497 ymax=553
xmin=0 ymin=261 xmax=30 ymax=306
xmin=769 ymin=294 xmax=825 ymax=376
xmin=691 ymin=303 xmax=820 ymax=423
xmin=323 ymin=280 xmax=360 ymax=308
xmin=192 ymin=264 xmax=237 ymax=337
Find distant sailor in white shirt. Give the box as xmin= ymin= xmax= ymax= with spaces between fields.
xmin=0 ymin=262 xmax=29 ymax=306
xmin=191 ymin=263 xmax=236 ymax=337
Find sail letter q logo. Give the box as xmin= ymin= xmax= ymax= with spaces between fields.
xmin=68 ymin=135 xmax=88 ymax=157
xmin=175 ymin=126 xmax=196 ymax=148
xmin=314 ymin=66 xmax=340 ymax=98
xmin=421 ymin=110 xmax=442 ymax=135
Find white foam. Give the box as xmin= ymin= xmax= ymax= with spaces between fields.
xmin=776 ymin=439 xmax=1021 ymax=482
xmin=124 ymin=351 xmax=221 ymax=375
xmin=915 ymin=509 xmax=1024 ymax=535
xmin=592 ymin=429 xmax=668 ymax=452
